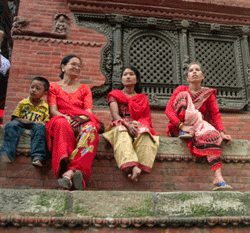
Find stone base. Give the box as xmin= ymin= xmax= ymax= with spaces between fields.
xmin=0 ymin=189 xmax=250 ymax=231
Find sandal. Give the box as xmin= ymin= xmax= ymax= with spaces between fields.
xmin=32 ymin=158 xmax=43 ymax=167
xmin=212 ymin=181 xmax=233 ymax=191
xmin=178 ymin=131 xmax=193 ymax=139
xmin=72 ymin=170 xmax=84 ymax=190
xmin=58 ymin=175 xmax=72 ymax=189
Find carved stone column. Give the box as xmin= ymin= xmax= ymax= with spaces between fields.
xmin=241 ymin=26 xmax=250 ymax=109
xmin=180 ymin=20 xmax=189 ymax=84
xmin=112 ymin=15 xmax=123 ymax=90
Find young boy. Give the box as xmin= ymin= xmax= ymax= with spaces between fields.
xmin=0 ymin=77 xmax=50 ymax=167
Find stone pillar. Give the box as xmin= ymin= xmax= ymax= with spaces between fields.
xmin=241 ymin=26 xmax=250 ymax=109
xmin=112 ymin=15 xmax=123 ymax=90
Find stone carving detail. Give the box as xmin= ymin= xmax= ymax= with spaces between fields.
xmin=210 ymin=23 xmax=220 ymax=33
xmin=11 ymin=16 xmax=29 ymax=35
xmin=8 ymin=0 xmax=19 ymax=18
xmin=181 ymin=20 xmax=189 ymax=28
xmin=11 ymin=14 xmax=69 ymax=39
xmin=147 ymin=17 xmax=157 ymax=27
xmin=52 ymin=14 xmax=70 ymax=34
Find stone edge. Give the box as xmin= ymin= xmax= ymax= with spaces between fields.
xmin=0 ymin=215 xmax=249 ymax=228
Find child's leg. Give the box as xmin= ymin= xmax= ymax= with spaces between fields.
xmin=30 ymin=123 xmax=46 ymax=162
xmin=0 ymin=120 xmax=25 ymax=161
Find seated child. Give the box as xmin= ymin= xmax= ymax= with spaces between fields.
xmin=0 ymin=76 xmax=50 ymax=167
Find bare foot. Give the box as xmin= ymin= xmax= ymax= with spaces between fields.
xmin=128 ymin=166 xmax=141 ymax=182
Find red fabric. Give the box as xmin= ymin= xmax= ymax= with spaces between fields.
xmin=166 ymin=87 xmax=223 ymax=171
xmin=0 ymin=109 xmax=4 ymax=117
xmin=47 ymin=82 xmax=93 ymax=110
xmin=108 ymin=90 xmax=156 ymax=135
xmin=46 ymin=85 xmax=101 ymax=187
xmin=165 ymin=85 xmax=224 ymax=136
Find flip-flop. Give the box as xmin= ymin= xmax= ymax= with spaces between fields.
xmin=58 ymin=175 xmax=72 ymax=189
xmin=178 ymin=131 xmax=193 ymax=139
xmin=212 ymin=181 xmax=233 ymax=191
xmin=72 ymin=170 xmax=84 ymax=190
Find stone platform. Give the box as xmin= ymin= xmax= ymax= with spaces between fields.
xmin=0 ymin=189 xmax=250 ymax=231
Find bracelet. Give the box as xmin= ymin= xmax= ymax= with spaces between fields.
xmin=178 ymin=121 xmax=184 ymax=129
xmin=219 ymin=130 xmax=225 ymax=134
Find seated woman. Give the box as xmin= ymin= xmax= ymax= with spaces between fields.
xmin=103 ymin=66 xmax=159 ymax=182
xmin=165 ymin=62 xmax=232 ymax=191
xmin=46 ymin=54 xmax=102 ymax=190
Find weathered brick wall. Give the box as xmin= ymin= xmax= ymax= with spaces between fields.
xmin=5 ymin=0 xmax=107 ymax=122
xmin=1 ymin=147 xmax=250 ymax=192
xmin=4 ymin=0 xmax=250 ymax=139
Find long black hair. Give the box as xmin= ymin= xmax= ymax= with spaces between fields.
xmin=59 ymin=54 xmax=82 ymax=79
xmin=120 ymin=65 xmax=142 ymax=93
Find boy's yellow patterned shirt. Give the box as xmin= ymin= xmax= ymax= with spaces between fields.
xmin=12 ymin=97 xmax=50 ymax=122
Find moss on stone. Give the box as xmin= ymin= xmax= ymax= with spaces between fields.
xmin=115 ymin=197 xmax=152 ymax=218
xmin=36 ymin=193 xmax=69 ymax=215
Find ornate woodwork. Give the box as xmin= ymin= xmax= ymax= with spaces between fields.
xmin=73 ymin=12 xmax=250 ymax=111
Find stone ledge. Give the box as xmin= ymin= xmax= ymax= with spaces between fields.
xmin=0 ymin=128 xmax=249 ymax=163
xmin=0 ymin=189 xmax=250 ymax=229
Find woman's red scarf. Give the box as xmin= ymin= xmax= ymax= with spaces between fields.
xmin=46 ymin=96 xmax=100 ymax=151
xmin=108 ymin=90 xmax=156 ymax=135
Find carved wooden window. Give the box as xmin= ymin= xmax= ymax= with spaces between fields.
xmin=123 ymin=30 xmax=180 ymax=107
xmin=73 ymin=13 xmax=250 ymax=110
xmin=189 ymin=34 xmax=247 ymax=110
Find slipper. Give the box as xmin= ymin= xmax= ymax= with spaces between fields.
xmin=212 ymin=181 xmax=233 ymax=191
xmin=178 ymin=131 xmax=193 ymax=139
xmin=32 ymin=158 xmax=43 ymax=168
xmin=72 ymin=170 xmax=84 ymax=190
xmin=58 ymin=175 xmax=72 ymax=189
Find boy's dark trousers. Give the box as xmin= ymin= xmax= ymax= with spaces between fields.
xmin=0 ymin=120 xmax=46 ymax=162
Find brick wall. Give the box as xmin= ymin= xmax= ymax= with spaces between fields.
xmin=0 ymin=143 xmax=249 ymax=192
xmin=4 ymin=0 xmax=250 ymax=137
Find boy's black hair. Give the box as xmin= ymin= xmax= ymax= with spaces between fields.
xmin=31 ymin=77 xmax=50 ymax=91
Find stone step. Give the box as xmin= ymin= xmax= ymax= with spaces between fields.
xmin=0 ymin=128 xmax=249 ymax=191
xmin=0 ymin=189 xmax=250 ymax=231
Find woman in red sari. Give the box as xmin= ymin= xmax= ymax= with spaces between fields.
xmin=103 ymin=66 xmax=159 ymax=182
xmin=46 ymin=55 xmax=101 ymax=190
xmin=165 ymin=62 xmax=232 ymax=191
xmin=165 ymin=63 xmax=232 ymax=190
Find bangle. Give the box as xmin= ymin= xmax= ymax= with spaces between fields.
xmin=178 ymin=121 xmax=184 ymax=129
xmin=219 ymin=130 xmax=225 ymax=134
